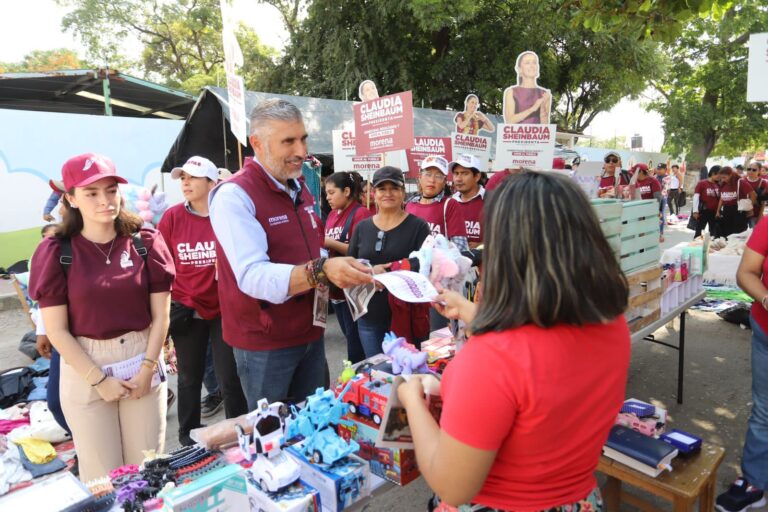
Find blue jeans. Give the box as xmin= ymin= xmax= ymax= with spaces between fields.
xmin=332 ymin=301 xmax=365 ymax=364
xmin=356 ymin=317 xmax=389 ymax=359
xmin=232 ymin=338 xmax=326 ymax=410
xmin=47 ymin=349 xmax=70 ymax=435
xmin=743 ymin=316 xmax=768 ymax=489
xmin=203 ymin=339 xmax=219 ymax=395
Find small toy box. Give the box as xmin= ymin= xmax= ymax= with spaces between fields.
xmin=245 ymin=473 xmax=321 ymax=512
xmin=285 ymin=442 xmax=370 ymax=512
xmin=337 ymin=416 xmax=419 ymax=486
xmin=420 ymin=337 xmax=455 ymax=374
xmin=161 ymin=463 xmax=248 ymax=511
xmin=660 ymin=429 xmax=702 ymax=456
xmin=615 ymin=398 xmax=667 ymax=438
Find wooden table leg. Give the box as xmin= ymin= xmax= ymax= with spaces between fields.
xmin=603 ymin=476 xmax=622 ymax=511
xmin=700 ymin=477 xmax=716 ymax=512
xmin=673 ymin=495 xmax=694 ymax=512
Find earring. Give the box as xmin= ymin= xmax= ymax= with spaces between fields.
xmin=70 ymin=204 xmax=78 ymax=209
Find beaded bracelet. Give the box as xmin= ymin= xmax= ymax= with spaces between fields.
xmin=305 ymin=260 xmax=317 ymax=288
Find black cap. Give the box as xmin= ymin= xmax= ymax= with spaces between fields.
xmin=372 ymin=166 xmax=405 ymax=187
xmin=656 ymin=163 xmax=667 ymax=169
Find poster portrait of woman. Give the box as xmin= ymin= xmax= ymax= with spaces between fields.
xmin=503 ymin=51 xmax=552 ymax=125
xmin=359 ymin=80 xmax=380 ymax=102
xmin=453 ymin=94 xmax=495 ymax=135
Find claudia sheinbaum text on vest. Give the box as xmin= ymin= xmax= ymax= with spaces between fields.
xmin=209 ymin=99 xmax=374 ymax=409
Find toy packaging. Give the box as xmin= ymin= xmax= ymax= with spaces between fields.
xmin=615 ymin=398 xmax=667 ymax=438
xmin=377 ymin=375 xmax=442 ymax=449
xmin=160 ymin=463 xmax=248 ymax=512
xmin=337 ymin=416 xmax=419 ymax=486
xmin=245 ymin=473 xmax=322 ymax=512
xmin=660 ymin=429 xmax=702 ymax=456
xmin=285 ymin=443 xmax=370 ymax=512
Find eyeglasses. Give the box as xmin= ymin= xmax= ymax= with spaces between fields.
xmin=604 ymin=157 xmax=619 ymax=164
xmin=375 ymin=230 xmax=387 ymax=252
xmin=420 ymin=171 xmax=445 ymax=180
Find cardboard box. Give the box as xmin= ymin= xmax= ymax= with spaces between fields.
xmin=285 ymin=444 xmax=370 ymax=512
xmin=245 ymin=473 xmax=321 ymax=512
xmin=161 ymin=463 xmax=249 ymax=511
xmin=337 ymin=416 xmax=419 ymax=486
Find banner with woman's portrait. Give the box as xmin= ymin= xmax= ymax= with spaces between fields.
xmin=450 ymin=93 xmax=492 ymax=170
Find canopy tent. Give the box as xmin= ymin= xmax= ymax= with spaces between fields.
xmin=0 ymin=69 xmax=195 ymax=119
xmin=161 ymin=86 xmax=505 ymax=173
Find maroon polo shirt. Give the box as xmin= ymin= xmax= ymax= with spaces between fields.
xmin=405 ymin=196 xmax=468 ymax=239
xmin=30 ymin=229 xmax=175 ymax=340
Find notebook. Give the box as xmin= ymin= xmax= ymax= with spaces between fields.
xmin=102 ymin=353 xmax=166 ymax=387
xmin=603 ymin=425 xmax=678 ymax=478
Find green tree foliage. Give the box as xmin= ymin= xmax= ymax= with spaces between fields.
xmin=0 ymin=49 xmax=86 ymax=73
xmin=563 ymin=0 xmax=735 ymax=42
xmin=649 ymin=3 xmax=768 ymax=164
xmin=265 ymin=0 xmax=663 ymax=134
xmin=56 ymin=0 xmax=276 ymax=93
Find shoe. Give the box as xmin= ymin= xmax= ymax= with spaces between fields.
xmin=200 ymin=392 xmax=223 ymax=418
xmin=179 ymin=432 xmax=195 ymax=447
xmin=716 ymin=478 xmax=766 ymax=512
xmin=167 ymin=388 xmax=176 ymax=410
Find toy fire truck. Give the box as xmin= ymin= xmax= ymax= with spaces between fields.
xmin=335 ymin=373 xmax=391 ymax=427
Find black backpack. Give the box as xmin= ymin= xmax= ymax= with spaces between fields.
xmin=59 ymin=232 xmax=147 ymax=274
xmin=0 ymin=367 xmax=36 ymax=408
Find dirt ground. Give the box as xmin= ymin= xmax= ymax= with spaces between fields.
xmin=0 ymin=220 xmax=765 ymax=511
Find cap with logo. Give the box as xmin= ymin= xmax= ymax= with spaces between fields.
xmin=61 ymin=153 xmax=127 ymax=191
xmin=372 ymin=166 xmax=405 ymax=187
xmin=420 ymin=155 xmax=449 ymax=175
xmin=171 ymin=156 xmax=219 ymax=182
xmin=48 ymin=179 xmax=66 ymax=194
xmin=449 ymin=154 xmax=482 ymax=174
xmin=603 ymin=151 xmax=621 ymax=162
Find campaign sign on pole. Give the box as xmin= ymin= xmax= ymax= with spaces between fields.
xmin=494 ymin=124 xmax=556 ymax=169
xmin=354 ymin=91 xmax=414 ymax=155
xmin=226 ymin=74 xmax=248 ymax=147
xmin=332 ymin=130 xmax=383 ymax=178
xmin=406 ymin=137 xmax=452 ymax=178
xmin=451 ymin=132 xmax=492 ymax=170
xmin=747 ymin=33 xmax=768 ymax=102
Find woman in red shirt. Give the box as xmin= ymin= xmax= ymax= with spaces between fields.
xmin=30 ymin=153 xmax=175 ymax=481
xmin=717 ymin=166 xmax=756 ymax=238
xmin=399 ymin=171 xmax=630 ymax=511
xmin=323 ymin=172 xmax=372 ymax=363
xmin=746 ymin=163 xmax=768 ymax=229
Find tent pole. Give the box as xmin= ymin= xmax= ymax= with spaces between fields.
xmin=238 ymin=142 xmax=243 ymax=168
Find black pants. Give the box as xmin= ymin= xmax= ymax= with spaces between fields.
xmin=668 ymin=189 xmax=681 ymax=215
xmin=174 ymin=316 xmax=247 ymax=436
xmin=694 ymin=209 xmax=719 ymax=239
xmin=720 ymin=205 xmax=748 ymax=239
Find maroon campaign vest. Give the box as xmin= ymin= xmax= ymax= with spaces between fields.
xmin=214 ymin=159 xmax=323 ymax=350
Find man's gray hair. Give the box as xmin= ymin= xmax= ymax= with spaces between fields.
xmin=249 ymin=99 xmax=303 ymax=137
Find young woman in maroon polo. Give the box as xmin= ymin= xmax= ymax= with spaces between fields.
xmin=30 ymin=153 xmax=175 ymax=482
xmin=717 ymin=166 xmax=756 ymax=238
xmin=323 ymin=172 xmax=372 ymax=363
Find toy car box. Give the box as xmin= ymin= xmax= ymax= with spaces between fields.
xmin=285 ymin=442 xmax=370 ymax=512
xmin=161 ymin=463 xmax=248 ymax=512
xmin=245 ymin=473 xmax=321 ymax=512
xmin=337 ymin=416 xmax=419 ymax=486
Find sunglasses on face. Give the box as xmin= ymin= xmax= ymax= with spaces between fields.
xmin=749 ymin=168 xmax=759 ymax=172
xmin=375 ymin=230 xmax=387 ymax=252
xmin=604 ymin=157 xmax=619 ymax=164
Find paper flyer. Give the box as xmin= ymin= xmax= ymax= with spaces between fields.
xmin=373 ymin=270 xmax=439 ymax=303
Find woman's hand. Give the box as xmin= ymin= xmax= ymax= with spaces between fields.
xmin=95 ymin=377 xmax=137 ymax=402
xmin=372 ymin=263 xmax=391 ymax=275
xmin=128 ymin=366 xmax=154 ymax=400
xmin=36 ymin=335 xmax=52 ymax=359
xmin=433 ymin=287 xmax=477 ymax=324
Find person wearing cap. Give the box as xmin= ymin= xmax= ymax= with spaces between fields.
xmin=208 ymin=99 xmax=373 ymax=408
xmin=42 ymin=179 xmax=66 ymax=222
xmin=597 ymin=151 xmax=630 ymax=198
xmin=632 ymin=164 xmax=662 ymax=201
xmin=29 ymin=153 xmax=175 ymax=481
xmin=347 ymin=166 xmax=431 ymax=355
xmin=450 ymin=154 xmax=486 ymax=249
xmin=158 ymin=156 xmax=247 ymax=446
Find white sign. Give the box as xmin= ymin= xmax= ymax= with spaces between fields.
xmin=747 ymin=33 xmax=768 ymax=103
xmin=332 ymin=129 xmax=383 ymax=178
xmin=226 ymin=73 xmax=248 ymax=147
xmin=373 ymin=271 xmax=439 ymax=303
xmin=451 ymin=131 xmax=491 ymax=171
xmin=494 ymin=123 xmax=556 ymax=169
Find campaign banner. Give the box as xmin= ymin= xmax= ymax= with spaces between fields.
xmin=451 ymin=132 xmax=491 ymax=171
xmin=226 ymin=73 xmax=248 ymax=147
xmin=406 ymin=136 xmax=452 ymax=178
xmin=354 ymin=91 xmax=414 ymax=155
xmin=332 ymin=130 xmax=384 ymax=178
xmin=747 ymin=33 xmax=768 ymax=102
xmin=503 ymin=51 xmax=552 ymax=125
xmin=494 ymin=124 xmax=556 ymax=169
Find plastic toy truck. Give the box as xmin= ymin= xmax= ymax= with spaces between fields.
xmin=235 ymin=398 xmax=301 ymax=493
xmin=335 ymin=373 xmax=391 ymax=426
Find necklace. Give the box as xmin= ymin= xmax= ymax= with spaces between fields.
xmin=91 ymin=238 xmax=117 ymax=264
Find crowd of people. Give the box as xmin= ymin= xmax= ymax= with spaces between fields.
xmin=23 ymin=98 xmax=766 ymax=512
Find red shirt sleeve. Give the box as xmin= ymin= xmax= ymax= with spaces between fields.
xmin=157 ymin=208 xmax=173 ymax=252
xmin=694 ymin=181 xmax=704 ymax=195
xmin=141 ymin=229 xmax=176 ymax=293
xmin=440 ymin=338 xmax=517 ymax=451
xmin=651 ymin=178 xmax=661 ymax=193
xmin=747 ymin=216 xmax=768 ymax=255
xmin=445 ymin=198 xmax=468 ymax=238
xmin=739 ymin=178 xmax=754 ymax=199
xmin=29 ymin=237 xmax=68 ymax=308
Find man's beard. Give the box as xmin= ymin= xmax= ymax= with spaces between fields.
xmin=263 ymin=145 xmax=303 ymax=182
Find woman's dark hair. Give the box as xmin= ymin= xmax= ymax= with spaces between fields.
xmin=471 ymin=171 xmax=628 ymax=333
xmin=41 ymin=224 xmax=57 ymax=237
xmin=707 ymin=168 xmax=719 ymax=178
xmin=325 ymin=172 xmax=362 ymax=203
xmin=718 ymin=166 xmax=738 ymax=186
xmin=55 ymin=187 xmax=144 ymax=239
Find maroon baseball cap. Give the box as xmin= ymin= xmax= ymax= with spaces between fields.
xmin=61 ymin=153 xmax=127 ymax=191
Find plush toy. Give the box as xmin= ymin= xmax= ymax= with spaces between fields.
xmin=409 ymin=235 xmax=472 ymax=293
xmin=121 ymin=184 xmax=169 ymax=228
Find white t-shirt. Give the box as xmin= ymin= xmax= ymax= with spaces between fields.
xmin=670 ymin=172 xmax=680 ymax=189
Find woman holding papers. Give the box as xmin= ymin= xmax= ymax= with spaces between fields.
xmin=29 ymin=154 xmax=175 ymax=481
xmin=399 ymin=171 xmax=630 ymax=511
xmin=347 ymin=166 xmax=430 ymax=357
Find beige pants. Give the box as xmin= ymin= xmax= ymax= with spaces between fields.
xmin=59 ymin=328 xmax=167 ymax=481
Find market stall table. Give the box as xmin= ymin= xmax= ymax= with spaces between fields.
xmin=630 ymin=289 xmax=707 ymax=405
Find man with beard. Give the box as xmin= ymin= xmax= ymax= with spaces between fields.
xmin=209 ymin=99 xmax=373 ymax=408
